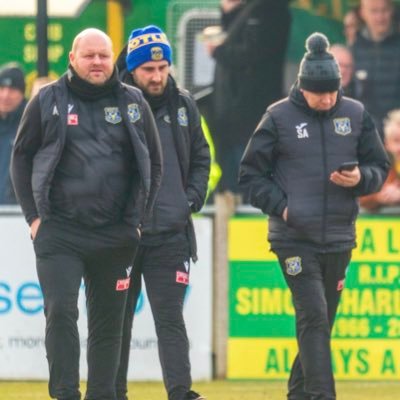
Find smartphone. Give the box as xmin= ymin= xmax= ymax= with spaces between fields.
xmin=337 ymin=161 xmax=359 ymax=172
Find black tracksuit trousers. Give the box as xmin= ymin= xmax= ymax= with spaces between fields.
xmin=116 ymin=238 xmax=192 ymax=400
xmin=274 ymin=248 xmax=352 ymax=400
xmin=33 ymin=219 xmax=138 ymax=400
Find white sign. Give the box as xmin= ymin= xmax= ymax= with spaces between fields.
xmin=0 ymin=0 xmax=91 ymax=17
xmin=0 ymin=214 xmax=213 ymax=381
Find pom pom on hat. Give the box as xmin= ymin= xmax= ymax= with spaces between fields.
xmin=306 ymin=32 xmax=330 ymax=54
xmin=126 ymin=25 xmax=172 ymax=72
xmin=298 ymin=32 xmax=341 ymax=93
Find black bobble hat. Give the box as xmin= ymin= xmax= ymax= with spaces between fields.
xmin=298 ymin=32 xmax=341 ymax=93
xmin=0 ymin=62 xmax=25 ymax=93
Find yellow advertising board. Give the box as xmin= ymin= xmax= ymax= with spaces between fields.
xmin=228 ymin=216 xmax=400 ymax=380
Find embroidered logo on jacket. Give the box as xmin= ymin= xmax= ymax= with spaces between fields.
xmin=296 ymin=123 xmax=309 ymax=139
xmin=285 ymin=256 xmax=302 ymax=276
xmin=104 ymin=107 xmax=122 ymax=124
xmin=178 ymin=107 xmax=188 ymax=126
xmin=128 ymin=103 xmax=141 ymax=123
xmin=333 ymin=118 xmax=352 ymax=135
xmin=68 ymin=114 xmax=78 ymax=125
xmin=183 ymin=260 xmax=190 ymax=272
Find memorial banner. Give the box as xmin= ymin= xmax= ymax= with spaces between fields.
xmin=228 ymin=216 xmax=400 ymax=380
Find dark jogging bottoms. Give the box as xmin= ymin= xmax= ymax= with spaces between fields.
xmin=33 ymin=218 xmax=138 ymax=400
xmin=116 ymin=237 xmax=192 ymax=400
xmin=274 ymin=248 xmax=352 ymax=400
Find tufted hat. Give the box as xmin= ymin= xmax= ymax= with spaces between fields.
xmin=126 ymin=25 xmax=172 ymax=72
xmin=0 ymin=62 xmax=25 ymax=93
xmin=298 ymin=32 xmax=341 ymax=93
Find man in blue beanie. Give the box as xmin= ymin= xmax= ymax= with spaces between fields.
xmin=116 ymin=25 xmax=210 ymax=400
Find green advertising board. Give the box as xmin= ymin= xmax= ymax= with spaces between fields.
xmin=0 ymin=3 xmax=106 ymax=94
xmin=228 ymin=216 xmax=400 ymax=380
xmin=0 ymin=0 xmax=353 ymax=82
xmin=0 ymin=0 xmax=381 ymax=95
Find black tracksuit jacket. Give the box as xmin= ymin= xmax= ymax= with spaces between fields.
xmin=11 ymin=74 xmax=162 ymax=229
xmin=118 ymin=68 xmax=210 ymax=260
xmin=239 ymin=85 xmax=390 ymax=252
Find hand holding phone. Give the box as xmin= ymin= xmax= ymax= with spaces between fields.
xmin=331 ymin=160 xmax=361 ymax=187
xmin=337 ymin=161 xmax=359 ymax=172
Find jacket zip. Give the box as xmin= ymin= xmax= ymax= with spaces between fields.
xmin=319 ymin=116 xmax=328 ymax=245
xmin=40 ymin=87 xmax=67 ymax=220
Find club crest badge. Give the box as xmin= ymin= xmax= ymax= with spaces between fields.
xmin=151 ymin=46 xmax=164 ymax=61
xmin=104 ymin=107 xmax=122 ymax=124
xmin=285 ymin=256 xmax=302 ymax=276
xmin=128 ymin=103 xmax=141 ymax=123
xmin=178 ymin=107 xmax=188 ymax=126
xmin=333 ymin=118 xmax=351 ymax=136
xmin=164 ymin=114 xmax=171 ymax=124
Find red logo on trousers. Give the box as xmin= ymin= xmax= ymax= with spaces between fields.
xmin=116 ymin=277 xmax=130 ymax=291
xmin=176 ymin=271 xmax=189 ymax=285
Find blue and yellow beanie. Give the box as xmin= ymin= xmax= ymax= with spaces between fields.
xmin=126 ymin=25 xmax=172 ymax=72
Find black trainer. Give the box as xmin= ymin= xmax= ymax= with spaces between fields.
xmin=184 ymin=390 xmax=206 ymax=400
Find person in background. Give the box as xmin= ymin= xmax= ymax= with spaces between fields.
xmin=360 ymin=109 xmax=400 ymax=211
xmin=343 ymin=7 xmax=363 ymax=45
xmin=205 ymin=0 xmax=291 ymax=194
xmin=10 ymin=28 xmax=162 ymax=400
xmin=0 ymin=63 xmax=26 ymax=204
xmin=239 ymin=32 xmax=389 ymax=400
xmin=330 ymin=44 xmax=357 ymax=97
xmin=351 ymin=0 xmax=400 ymax=136
xmin=116 ymin=25 xmax=210 ymax=400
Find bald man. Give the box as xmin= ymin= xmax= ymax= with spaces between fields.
xmin=11 ymin=28 xmax=162 ymax=400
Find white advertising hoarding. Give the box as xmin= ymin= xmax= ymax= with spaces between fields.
xmin=0 ymin=0 xmax=91 ymax=17
xmin=0 ymin=214 xmax=213 ymax=381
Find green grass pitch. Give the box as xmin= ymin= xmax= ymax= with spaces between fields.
xmin=0 ymin=380 xmax=399 ymax=399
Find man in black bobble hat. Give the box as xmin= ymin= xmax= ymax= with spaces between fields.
xmin=298 ymin=33 xmax=341 ymax=93
xmin=240 ymin=32 xmax=389 ymax=399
